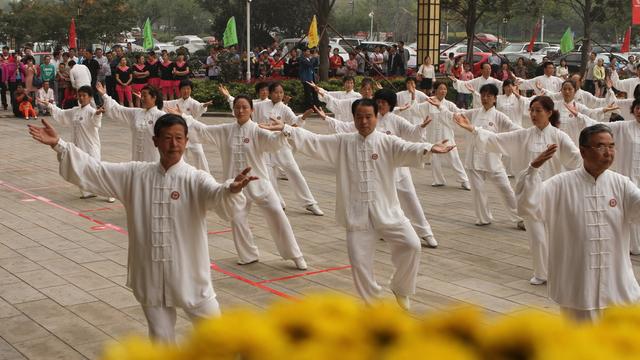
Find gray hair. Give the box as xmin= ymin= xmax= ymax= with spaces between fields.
xmin=578 ymin=124 xmax=613 ymax=147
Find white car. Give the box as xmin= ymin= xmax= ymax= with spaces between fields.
xmin=440 ymin=44 xmax=482 ymax=62
xmin=173 ymin=35 xmax=206 ymax=54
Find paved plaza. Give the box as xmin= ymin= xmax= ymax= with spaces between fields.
xmin=1 ymin=109 xmax=639 ymax=359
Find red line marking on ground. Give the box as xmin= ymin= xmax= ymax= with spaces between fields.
xmin=81 ymin=205 xmax=124 ymax=212
xmin=207 ymin=229 xmax=232 ymax=235
xmin=0 ymin=181 xmax=128 ymax=235
xmin=256 ymin=265 xmax=352 ymax=284
xmin=210 ymin=262 xmax=297 ymax=300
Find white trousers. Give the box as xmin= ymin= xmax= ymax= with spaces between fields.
xmin=631 ymin=224 xmax=640 ymax=254
xmin=268 ymin=147 xmax=317 ymax=207
xmin=347 ymin=222 xmax=421 ymax=303
xmin=230 ymin=185 xmax=303 ymax=263
xmin=142 ymin=297 xmax=220 ymax=342
xmin=431 ymin=148 xmax=468 ymax=185
xmin=524 ymin=217 xmax=547 ymax=280
xmin=467 ymin=168 xmax=521 ymax=224
xmin=183 ymin=143 xmax=210 ymax=173
xmin=396 ymin=174 xmax=433 ymax=238
xmin=561 ymin=306 xmax=600 ymax=322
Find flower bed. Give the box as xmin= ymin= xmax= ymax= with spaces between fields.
xmin=101 ymin=293 xmax=640 ymax=360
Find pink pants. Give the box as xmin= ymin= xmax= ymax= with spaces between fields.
xmin=116 ymin=84 xmax=133 ymax=106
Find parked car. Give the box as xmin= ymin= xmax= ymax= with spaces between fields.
xmin=173 ymin=35 xmax=206 ymax=53
xmin=440 ymin=44 xmax=483 ymax=63
xmin=360 ymin=41 xmax=391 ymax=52
xmin=499 ymin=42 xmax=550 ymax=54
xmin=439 ymin=52 xmax=491 ymax=77
xmin=553 ymin=52 xmax=628 ymax=73
xmin=330 ymin=37 xmax=361 ymax=48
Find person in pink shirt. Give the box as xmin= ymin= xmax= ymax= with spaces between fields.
xmin=457 ymin=63 xmax=474 ymax=108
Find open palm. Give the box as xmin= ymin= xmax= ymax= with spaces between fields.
xmin=28 ymin=119 xmax=59 ymax=146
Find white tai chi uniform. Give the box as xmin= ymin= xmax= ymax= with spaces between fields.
xmin=516 ymin=165 xmax=640 ymax=320
xmin=164 ymin=97 xmax=210 ymax=172
xmin=608 ymin=120 xmax=640 ymax=254
xmin=326 ymin=89 xmax=362 ymax=100
xmin=555 ymin=100 xmax=604 ymax=145
xmin=472 ymin=123 xmax=582 ymax=281
xmin=452 ymin=75 xmax=504 ymax=96
xmin=546 ymin=88 xmax=617 ymax=109
xmin=190 ymin=120 xmax=303 ymax=263
xmin=516 ymin=74 xmax=564 ymax=94
xmin=396 ymin=90 xmax=427 ymax=107
xmin=282 ymin=125 xmax=432 ymax=302
xmin=52 ymin=139 xmax=244 ymax=341
xmin=448 ymin=107 xmax=522 ymax=225
xmin=102 ymin=94 xmax=165 ymax=162
xmin=323 ymin=112 xmax=435 ymax=240
xmin=225 ymin=95 xmax=269 ymax=115
xmin=48 ymin=103 xmax=102 ymax=197
xmin=319 ymin=92 xmax=360 ymax=122
xmin=253 ymin=100 xmax=318 ymax=208
xmin=404 ymin=99 xmax=468 ymax=185
xmin=613 ymin=98 xmax=633 ymax=121
xmin=611 ymin=70 xmax=640 ymax=99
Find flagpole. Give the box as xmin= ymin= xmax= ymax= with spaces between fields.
xmin=246 ymin=0 xmax=251 ymax=81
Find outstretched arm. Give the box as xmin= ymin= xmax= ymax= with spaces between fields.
xmin=515 ymin=145 xmax=557 ymax=220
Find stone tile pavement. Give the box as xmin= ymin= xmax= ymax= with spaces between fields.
xmin=1 ymin=109 xmax=639 ymax=359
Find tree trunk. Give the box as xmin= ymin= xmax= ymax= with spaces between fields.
xmin=316 ymin=0 xmax=333 ymax=81
xmin=579 ymin=0 xmax=592 ymax=78
xmin=465 ymin=0 xmax=477 ymax=65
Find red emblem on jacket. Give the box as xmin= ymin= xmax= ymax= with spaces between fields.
xmin=243 ymin=138 xmax=250 ymax=143
xmin=609 ymin=198 xmax=617 ymax=207
xmin=170 ymin=191 xmax=180 ymax=200
xmin=371 ymin=153 xmax=379 ymax=160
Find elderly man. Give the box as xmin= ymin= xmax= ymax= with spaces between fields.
xmin=260 ymin=98 xmax=455 ymax=310
xmin=516 ymin=124 xmax=640 ymax=321
xmin=450 ymin=63 xmax=503 ymax=95
xmin=515 ymin=61 xmax=564 ymax=94
xmin=27 ymin=114 xmax=254 ymax=341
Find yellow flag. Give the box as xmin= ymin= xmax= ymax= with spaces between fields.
xmin=308 ymin=15 xmax=319 ymax=48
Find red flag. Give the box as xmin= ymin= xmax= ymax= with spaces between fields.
xmin=622 ymin=27 xmax=632 ymax=53
xmin=527 ymin=20 xmax=541 ymax=53
xmin=633 ymin=0 xmax=640 ymax=25
xmin=69 ymin=18 xmax=77 ymax=49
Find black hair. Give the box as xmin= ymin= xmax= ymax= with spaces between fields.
xmin=479 ymin=84 xmax=499 ymax=97
xmin=85 ymin=49 xmax=93 ymax=54
xmin=179 ymin=80 xmax=192 ymax=90
xmin=233 ymin=94 xmax=254 ymax=110
xmin=633 ymin=84 xmax=640 ymax=99
xmin=68 ymin=60 xmax=76 ymax=67
xmin=268 ymin=81 xmax=283 ymax=93
xmin=433 ymin=80 xmax=448 ymax=91
xmin=543 ymin=61 xmax=554 ymax=68
xmin=562 ymin=80 xmax=578 ymax=91
xmin=351 ymin=98 xmax=378 ymax=117
xmin=502 ymin=79 xmax=515 ymax=89
xmin=578 ymin=124 xmax=613 ymax=147
xmin=142 ymin=85 xmax=164 ymax=109
xmin=154 ymin=113 xmax=188 ymax=137
xmin=631 ymin=98 xmax=640 ymax=115
xmin=405 ymin=76 xmax=417 ymax=85
xmin=530 ymin=96 xmax=561 ymax=127
xmin=374 ymin=88 xmax=398 ymax=111
xmin=342 ymin=75 xmax=355 ymax=84
xmin=360 ymin=77 xmax=374 ymax=89
xmin=254 ymin=81 xmax=270 ymax=93
xmin=77 ymin=85 xmax=93 ymax=96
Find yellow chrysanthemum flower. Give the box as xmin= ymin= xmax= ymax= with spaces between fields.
xmin=100 ymin=336 xmax=180 ymax=360
xmin=419 ymin=305 xmax=484 ymax=350
xmin=183 ymin=308 xmax=287 ymax=360
xmin=480 ymin=310 xmax=570 ymax=360
xmin=358 ymin=300 xmax=416 ymax=350
xmin=383 ymin=335 xmax=480 ymax=360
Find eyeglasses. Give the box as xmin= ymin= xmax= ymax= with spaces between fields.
xmin=585 ymin=144 xmax=616 ymax=153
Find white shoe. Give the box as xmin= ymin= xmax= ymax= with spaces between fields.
xmin=421 ymin=235 xmax=438 ymax=248
xmin=460 ymin=181 xmax=471 ymax=191
xmin=392 ymin=290 xmax=411 ymax=311
xmin=293 ymin=257 xmax=307 ymax=270
xmin=431 ymin=182 xmax=445 ymax=187
xmin=237 ymin=259 xmax=259 ymax=265
xmin=305 ymin=204 xmax=324 ymax=216
xmin=529 ymin=276 xmax=547 ymax=285
xmin=516 ymin=220 xmax=526 ymax=231
xmin=475 ymin=221 xmax=491 ymax=226
xmin=106 ymin=197 xmax=116 ymax=203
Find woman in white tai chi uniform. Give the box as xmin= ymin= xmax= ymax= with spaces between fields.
xmin=454 ymin=95 xmax=582 ymax=285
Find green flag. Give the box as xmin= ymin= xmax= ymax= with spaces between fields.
xmin=143 ymin=18 xmax=154 ymax=50
xmin=560 ymin=27 xmax=574 ymax=54
xmin=223 ymin=16 xmax=238 ymax=47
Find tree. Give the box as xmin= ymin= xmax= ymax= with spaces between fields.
xmin=441 ymin=0 xmax=510 ymax=63
xmin=311 ymin=0 xmax=337 ymax=81
xmin=556 ymin=0 xmax=605 ymax=77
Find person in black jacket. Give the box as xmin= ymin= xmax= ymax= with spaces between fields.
xmin=387 ymin=45 xmax=404 ymax=76
xmin=83 ymin=49 xmax=102 ymax=106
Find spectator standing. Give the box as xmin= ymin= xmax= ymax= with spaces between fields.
xmin=488 ymin=47 xmax=502 ymax=76
xmin=145 ymin=51 xmax=160 ymax=89
xmin=329 ymin=48 xmax=344 ymax=77
xmin=387 ymin=46 xmax=404 ymax=76
xmin=556 ymin=58 xmax=569 ymax=80
xmin=444 ymin=52 xmax=455 ymax=75
xmin=284 ymin=49 xmax=299 ymax=77
xmin=398 ymin=41 xmax=410 ymax=74
xmin=115 ymin=57 xmax=133 ymax=107
xmin=583 ymin=52 xmax=597 ymax=94
xmin=299 ymin=47 xmax=319 ymax=110
xmin=23 ymin=57 xmax=39 ymax=99
xmin=172 ymin=54 xmax=190 ymax=97
xmin=132 ymin=54 xmax=150 ymax=108
xmin=159 ymin=52 xmax=175 ymax=100
xmin=83 ymin=49 xmax=101 ymax=106
xmin=416 ymin=55 xmax=435 ymax=94
xmin=205 ymin=47 xmax=220 ymax=81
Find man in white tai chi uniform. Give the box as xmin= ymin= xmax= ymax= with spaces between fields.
xmin=516 ymin=124 xmax=640 ymax=321
xmin=27 ymin=114 xmax=254 ymax=341
xmin=260 ymin=98 xmax=455 ymax=310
